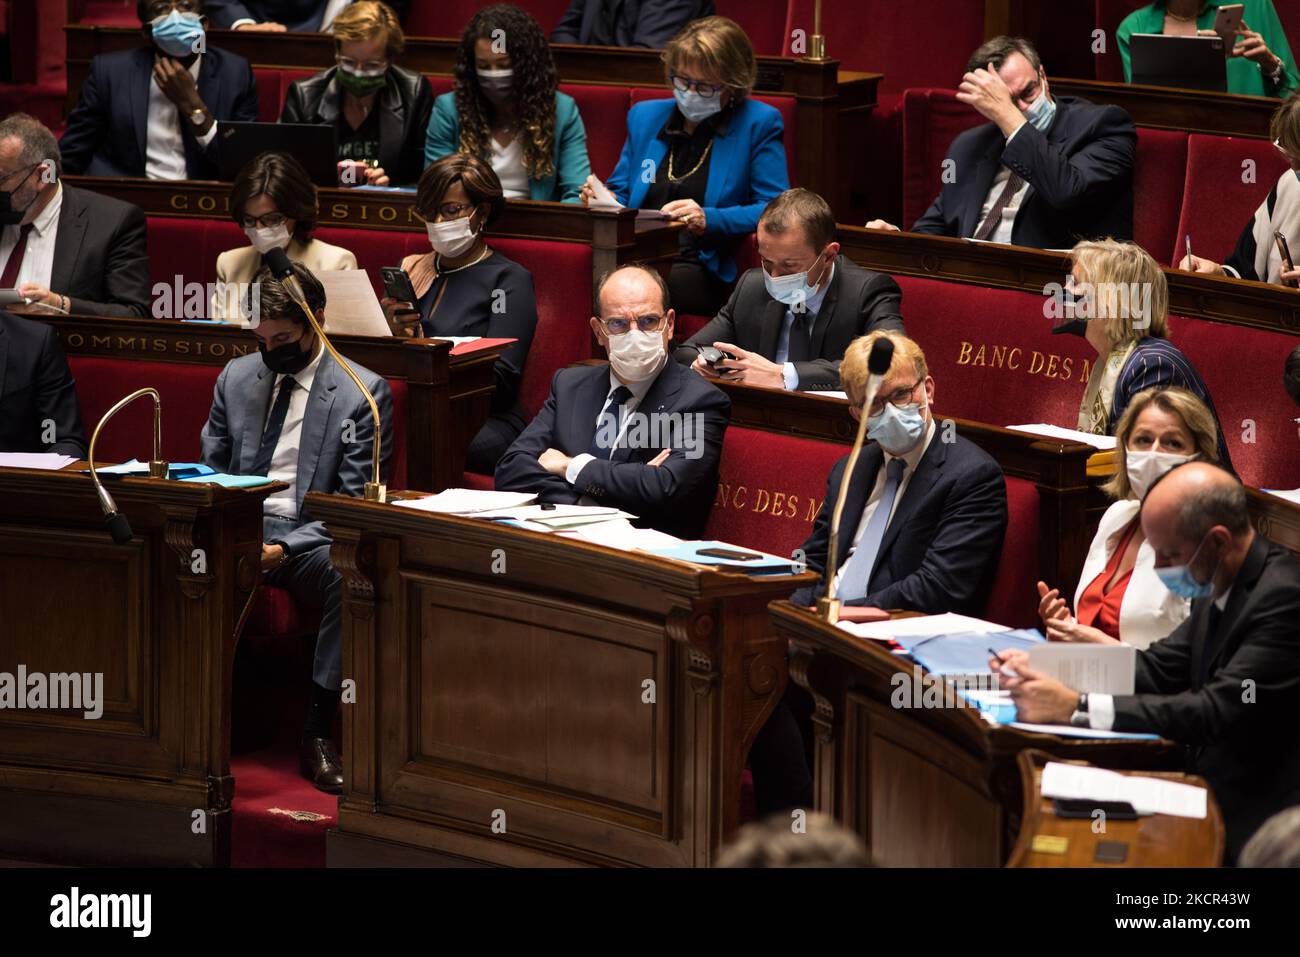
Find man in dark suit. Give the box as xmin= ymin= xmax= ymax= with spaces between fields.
xmin=866 ymin=36 xmax=1135 ymax=249
xmin=60 ymin=0 xmax=259 ymax=181
xmin=677 ymin=188 xmax=904 ymax=392
xmin=551 ymin=0 xmax=713 ymax=48
xmin=0 ymin=313 xmax=87 ymax=458
xmin=496 ymin=264 xmax=729 ymax=540
xmin=791 ymin=331 xmax=1008 ymax=611
xmin=994 ymin=462 xmax=1300 ymax=863
xmin=0 ymin=114 xmax=150 ymax=319
xmin=200 ymin=262 xmax=393 ymax=792
xmin=206 ymin=0 xmax=355 ymax=32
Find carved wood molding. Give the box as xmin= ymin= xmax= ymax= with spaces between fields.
xmin=667 ymin=607 xmax=718 ymax=696
xmin=789 ymin=638 xmax=836 ymax=745
xmin=161 ymin=506 xmax=213 ymax=600
xmin=330 ymin=527 xmax=376 ymax=618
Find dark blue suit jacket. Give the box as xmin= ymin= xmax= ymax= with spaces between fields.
xmin=551 ymin=0 xmax=714 ymax=47
xmin=0 ymin=313 xmax=87 ymax=458
xmin=206 ymin=0 xmax=330 ymax=30
xmin=791 ymin=432 xmax=1008 ymax=613
xmin=912 ymin=96 xmax=1135 ymax=249
xmin=59 ymin=46 xmax=258 ymax=180
xmin=606 ymin=97 xmax=789 ymax=283
xmin=494 ymin=359 xmax=730 ymax=539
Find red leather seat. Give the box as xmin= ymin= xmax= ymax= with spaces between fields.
xmin=986 ymin=476 xmax=1039 ymax=628
xmin=563 ymin=84 xmax=634 ymax=181
xmin=900 ymin=88 xmax=985 ymax=228
xmin=1133 ymin=128 xmax=1188 ymax=264
xmin=1173 ymin=134 xmax=1291 ymax=266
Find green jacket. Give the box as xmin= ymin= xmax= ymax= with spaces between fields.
xmin=1118 ymin=0 xmax=1299 ymax=97
xmin=424 ymin=91 xmax=591 ymax=203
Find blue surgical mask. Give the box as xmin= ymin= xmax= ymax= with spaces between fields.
xmin=152 ymin=10 xmax=205 ymax=58
xmin=867 ymin=401 xmax=926 ymax=454
xmin=1023 ymin=81 xmax=1056 ymax=133
xmin=1154 ymin=534 xmax=1220 ymax=600
xmin=673 ymin=87 xmax=722 ymax=124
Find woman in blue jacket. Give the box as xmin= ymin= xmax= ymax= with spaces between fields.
xmin=425 ymin=4 xmax=590 ymax=203
xmin=583 ymin=16 xmax=790 ymax=315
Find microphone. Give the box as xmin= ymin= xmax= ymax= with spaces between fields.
xmin=88 ymin=388 xmax=169 ymax=546
xmin=262 ymin=248 xmax=386 ymax=503
xmin=818 ymin=337 xmax=895 ymax=624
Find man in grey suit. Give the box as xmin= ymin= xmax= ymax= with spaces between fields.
xmin=675 ymin=188 xmax=905 ymax=392
xmin=200 ymin=262 xmax=392 ymax=793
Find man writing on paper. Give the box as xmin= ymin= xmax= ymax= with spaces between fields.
xmin=199 ymin=262 xmax=392 ymax=793
xmin=992 ymin=463 xmax=1300 ymax=861
xmin=495 ymin=264 xmax=729 ymax=539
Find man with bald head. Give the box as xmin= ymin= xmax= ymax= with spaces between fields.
xmin=993 ymin=462 xmax=1300 ymax=861
xmin=495 ymin=264 xmax=730 ymax=539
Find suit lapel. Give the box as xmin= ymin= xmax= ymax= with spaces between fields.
xmin=809 ymin=258 xmax=844 ymax=356
xmin=49 ymin=188 xmax=86 ymax=296
xmin=834 ymin=444 xmax=884 ymax=568
xmin=875 ymin=433 xmax=946 ymax=566
xmin=757 ymin=298 xmax=787 ymax=359
xmin=960 ymin=135 xmax=1005 ymax=238
xmin=239 ymin=363 xmax=276 ymax=472
xmin=1196 ymin=535 xmax=1269 ymax=683
xmin=296 ymin=354 xmax=337 ymax=506
xmin=131 ymin=50 xmax=152 ymax=172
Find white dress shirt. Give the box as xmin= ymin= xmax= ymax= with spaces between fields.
xmin=0 ymin=181 xmax=61 ymax=291
xmin=146 ymin=55 xmax=218 ymax=181
xmin=975 ymin=125 xmax=1031 ymax=245
xmin=262 ymin=345 xmax=325 ymax=519
xmin=829 ymin=418 xmax=936 ymax=596
xmin=1087 ymin=585 xmax=1233 ymax=731
xmin=564 ymin=368 xmax=657 ymax=485
xmin=490 ymin=136 xmax=531 ymax=200
xmin=773 ymin=262 xmax=835 ymax=390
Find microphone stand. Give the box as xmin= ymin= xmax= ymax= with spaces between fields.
xmin=88 ymin=388 xmax=169 ymax=545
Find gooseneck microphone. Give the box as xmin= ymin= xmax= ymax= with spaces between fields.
xmin=88 ymin=388 xmax=169 ymax=545
xmin=263 ymin=248 xmax=386 ymax=503
xmin=819 ymin=337 xmax=895 ymax=624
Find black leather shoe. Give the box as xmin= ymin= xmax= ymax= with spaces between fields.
xmin=300 ymin=737 xmax=344 ymax=794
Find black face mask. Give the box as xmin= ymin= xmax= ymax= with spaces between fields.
xmin=0 ymin=167 xmax=39 ymax=227
xmin=258 ymin=332 xmax=314 ymax=375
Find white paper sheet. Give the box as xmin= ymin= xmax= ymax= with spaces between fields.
xmin=1009 ymin=722 xmax=1158 ymax=741
xmin=1005 ymin=424 xmax=1117 ymax=449
xmin=1028 ymin=643 xmax=1136 ymax=695
xmin=0 ymin=452 xmax=77 ymax=471
xmin=1040 ymin=761 xmax=1208 ymax=818
xmin=315 ymin=269 xmax=391 ymax=337
xmin=836 ymin=612 xmax=1013 ymax=641
xmin=392 ymin=489 xmax=536 ymax=514
xmin=563 ymin=519 xmax=682 ymax=552
xmin=1265 ymin=488 xmax=1300 ymax=506
xmin=587 ymin=177 xmax=668 ymax=221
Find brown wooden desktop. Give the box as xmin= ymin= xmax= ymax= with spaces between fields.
xmin=307 ymin=491 xmax=817 ymax=867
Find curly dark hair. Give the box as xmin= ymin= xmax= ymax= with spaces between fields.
xmin=453 ymin=4 xmax=558 ymax=182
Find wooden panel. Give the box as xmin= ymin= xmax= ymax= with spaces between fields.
xmin=1051 ymin=78 xmax=1275 ymax=140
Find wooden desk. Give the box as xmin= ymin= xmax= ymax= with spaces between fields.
xmin=0 ymin=465 xmax=282 ymax=866
xmin=307 ymin=492 xmax=817 ymax=867
xmin=1051 ymin=77 xmax=1275 ymax=141
xmin=39 ymin=314 xmax=506 ymax=491
xmin=772 ymin=601 xmax=1177 ymax=866
xmin=1007 ymin=750 xmax=1224 ymax=868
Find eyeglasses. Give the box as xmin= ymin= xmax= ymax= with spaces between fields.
xmin=145 ymin=0 xmax=200 ymax=16
xmin=0 ymin=162 xmax=40 ymax=190
xmin=1274 ymin=138 xmax=1300 ymax=166
xmin=601 ymin=314 xmax=666 ymax=335
xmin=670 ymin=75 xmax=722 ymax=98
xmin=416 ymin=202 xmax=475 ymax=222
xmin=240 ymin=212 xmax=287 ymax=229
xmin=867 ymin=379 xmax=923 ymax=418
xmin=336 ymin=55 xmax=389 ymax=74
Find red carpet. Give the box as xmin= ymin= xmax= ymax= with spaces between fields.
xmin=230 ymin=748 xmax=337 ymax=868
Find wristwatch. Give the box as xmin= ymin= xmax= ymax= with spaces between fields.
xmin=1069 ymin=692 xmax=1090 ymax=728
xmin=188 ymin=107 xmax=210 ymax=128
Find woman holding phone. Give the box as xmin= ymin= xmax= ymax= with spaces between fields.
xmin=380 ymin=154 xmax=538 ymax=474
xmin=1118 ymin=0 xmax=1299 ymax=97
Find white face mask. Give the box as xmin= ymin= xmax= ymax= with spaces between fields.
xmin=426 ymin=215 xmax=478 ymax=257
xmin=476 ymin=67 xmax=514 ymax=102
xmin=1126 ymin=449 xmax=1194 ymax=499
xmin=245 ymin=223 xmax=291 ymax=254
xmin=607 ymin=327 xmax=666 ymax=383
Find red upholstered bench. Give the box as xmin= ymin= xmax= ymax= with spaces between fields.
xmin=900 ymin=88 xmax=986 ymax=229
xmin=1134 ymin=128 xmax=1188 ymax=263
xmin=563 ymin=84 xmax=634 ymax=183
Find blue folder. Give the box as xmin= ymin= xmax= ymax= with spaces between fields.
xmin=896 ymin=628 xmax=1045 ymax=677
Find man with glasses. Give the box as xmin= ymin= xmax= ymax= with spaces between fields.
xmin=676 ymin=188 xmax=905 ymax=391
xmin=790 ymin=330 xmax=1008 ymax=613
xmin=60 ymin=0 xmax=258 ymax=181
xmin=0 ymin=113 xmax=149 ymax=318
xmin=866 ymin=35 xmax=1136 ymax=250
xmin=495 ymin=264 xmax=730 ymax=539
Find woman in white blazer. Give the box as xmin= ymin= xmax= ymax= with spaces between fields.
xmin=1036 ymin=386 xmax=1222 ymax=649
xmin=211 ymin=152 xmax=357 ymax=324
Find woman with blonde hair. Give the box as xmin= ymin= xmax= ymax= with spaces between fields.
xmin=1068 ymin=237 xmax=1233 ymax=471
xmin=1037 ymin=386 xmax=1220 ymax=648
xmin=581 ymin=16 xmax=790 ymax=315
xmin=281 ymin=1 xmax=433 ymax=186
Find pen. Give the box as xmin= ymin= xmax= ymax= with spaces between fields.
xmin=1185 ymin=234 xmax=1193 ymax=266
xmin=988 ymin=647 xmax=1019 ymax=679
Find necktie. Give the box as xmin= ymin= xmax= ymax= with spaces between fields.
xmin=973 ymin=170 xmax=1025 ymax=241
xmin=251 ymin=377 xmax=296 ymax=477
xmin=588 ymin=385 xmax=633 ymax=458
xmin=786 ymin=309 xmax=812 ymax=362
xmin=834 ymin=457 xmax=907 ymax=600
xmin=0 ymin=224 xmax=34 ymax=289
xmin=1198 ymin=601 xmax=1225 ymax=685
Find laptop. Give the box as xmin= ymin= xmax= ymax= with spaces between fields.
xmin=217 ymin=122 xmax=339 ymax=186
xmin=1129 ymin=34 xmax=1228 ymax=92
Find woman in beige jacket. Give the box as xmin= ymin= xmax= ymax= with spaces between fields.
xmin=211 ymin=152 xmax=357 ymax=324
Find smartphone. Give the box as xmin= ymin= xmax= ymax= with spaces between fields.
xmin=1274 ymin=231 xmax=1298 ymax=288
xmin=1214 ymin=4 xmax=1245 ymax=51
xmin=381 ymin=266 xmax=418 ymax=303
xmin=698 ymin=346 xmax=737 ymax=366
xmin=1052 ymin=798 xmax=1139 ymax=821
xmin=0 ymin=289 xmax=28 ymax=307
xmin=696 ymin=547 xmax=763 ymax=561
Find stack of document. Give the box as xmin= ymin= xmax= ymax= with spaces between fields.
xmin=1005 ymin=424 xmax=1116 ymax=450
xmin=96 ymin=460 xmax=214 ymax=479
xmin=392 ymin=489 xmax=536 ymax=514
xmin=896 ymin=627 xmax=1045 ymax=677
xmin=0 ymin=452 xmax=78 ymax=471
xmin=643 ymin=540 xmax=804 ymax=575
xmin=836 ymin=612 xmax=1011 ymax=642
xmin=1027 ymin=643 xmax=1136 ymax=694
xmin=562 ymin=518 xmax=682 ymax=552
xmin=474 ymin=504 xmax=637 ymax=531
xmin=1040 ymin=761 xmax=1208 ymax=818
